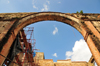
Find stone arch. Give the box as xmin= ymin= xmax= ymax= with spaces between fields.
xmin=0 ymin=12 xmax=100 ymax=65
xmin=14 ymin=12 xmax=100 ymax=65
xmin=15 ymin=12 xmax=82 ymax=34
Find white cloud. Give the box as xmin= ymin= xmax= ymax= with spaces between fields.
xmin=32 ymin=0 xmax=50 ymax=11
xmin=53 ymin=53 xmax=58 ymax=57
xmin=41 ymin=4 xmax=49 ymax=11
xmin=65 ymin=39 xmax=92 ymax=62
xmin=66 ymin=51 xmax=73 ymax=58
xmin=33 ymin=5 xmax=38 ymax=9
xmin=32 ymin=0 xmax=38 ymax=10
xmin=52 ymin=27 xmax=58 ymax=35
xmin=46 ymin=0 xmax=50 ymax=4
xmin=58 ymin=2 xmax=61 ymax=3
xmin=7 ymin=1 xmax=10 ymax=3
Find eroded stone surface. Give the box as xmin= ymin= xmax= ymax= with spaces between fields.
xmin=0 ymin=12 xmax=100 ymax=66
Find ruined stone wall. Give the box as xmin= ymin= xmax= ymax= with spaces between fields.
xmin=9 ymin=52 xmax=94 ymax=66
xmin=34 ymin=52 xmax=94 ymax=66
xmin=38 ymin=59 xmax=88 ymax=66
xmin=0 ymin=12 xmax=99 ymax=65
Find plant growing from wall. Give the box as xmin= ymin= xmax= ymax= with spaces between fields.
xmin=76 ymin=10 xmax=83 ymax=14
xmin=76 ymin=11 xmax=79 ymax=13
xmin=80 ymin=10 xmax=83 ymax=14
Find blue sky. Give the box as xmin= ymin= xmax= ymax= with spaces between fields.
xmin=0 ymin=0 xmax=100 ymax=65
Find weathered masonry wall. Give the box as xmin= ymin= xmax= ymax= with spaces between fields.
xmin=9 ymin=52 xmax=95 ymax=66
xmin=0 ymin=12 xmax=100 ymax=65
xmin=34 ymin=52 xmax=94 ymax=66
xmin=38 ymin=60 xmax=88 ymax=66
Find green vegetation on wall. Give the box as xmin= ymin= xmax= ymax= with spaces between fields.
xmin=76 ymin=10 xmax=83 ymax=14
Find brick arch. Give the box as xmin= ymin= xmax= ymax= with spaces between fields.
xmin=16 ymin=12 xmax=82 ymax=34
xmin=14 ymin=12 xmax=100 ymax=65
xmin=0 ymin=12 xmax=100 ymax=66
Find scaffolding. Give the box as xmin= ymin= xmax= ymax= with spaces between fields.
xmin=3 ymin=27 xmax=38 ymax=66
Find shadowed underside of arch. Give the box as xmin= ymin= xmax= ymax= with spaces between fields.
xmin=0 ymin=12 xmax=100 ymax=65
